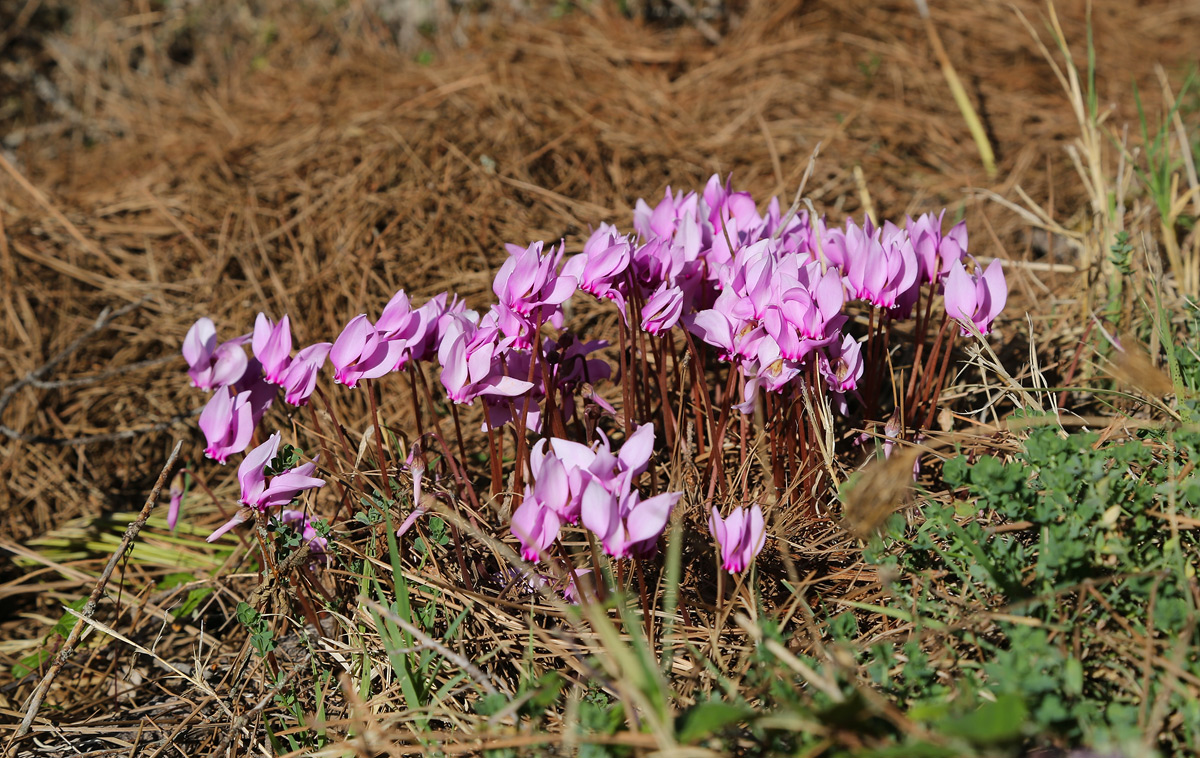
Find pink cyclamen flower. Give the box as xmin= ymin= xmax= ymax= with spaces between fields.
xmin=198 ymin=386 xmax=256 ymax=463
xmin=510 ymin=499 xmax=562 ymax=563
xmin=330 ymin=314 xmax=403 ymax=388
xmin=511 ymin=453 xmax=572 ymax=561
xmin=438 ymin=311 xmax=534 ymax=405
xmin=581 ymin=480 xmax=680 ymax=559
xmin=238 ymin=432 xmax=325 ymax=511
xmin=206 ymin=432 xmax=325 ymax=542
xmin=279 ymin=342 xmax=330 ymax=406
xmin=909 ymin=210 xmax=966 ymax=285
xmin=252 ymin=313 xmax=293 ymax=385
xmin=709 ymin=504 xmax=766 ymax=573
xmin=943 ymin=258 xmax=1007 ymax=335
xmin=377 ymin=290 xmax=451 ymax=370
xmin=640 ymin=283 xmax=684 ymax=335
xmin=493 ymin=241 xmax=577 ymax=325
xmin=562 ymin=225 xmax=632 ymax=312
xmin=820 ymin=333 xmax=864 ymax=394
xmin=182 ymin=318 xmax=249 ymax=391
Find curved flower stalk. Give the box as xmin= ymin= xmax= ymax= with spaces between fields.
xmin=377 ymin=290 xmax=458 ymax=370
xmin=709 ymin=503 xmax=766 ymax=573
xmin=183 ymin=318 xmax=249 ymax=391
xmin=207 ymin=432 xmax=325 ymax=542
xmin=944 ymin=258 xmax=1007 ymax=335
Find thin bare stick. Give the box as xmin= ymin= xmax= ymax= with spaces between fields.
xmin=10 ymin=439 xmax=183 ymax=745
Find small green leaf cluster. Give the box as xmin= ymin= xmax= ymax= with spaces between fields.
xmin=235 ymin=601 xmax=275 ymax=657
xmin=862 ymin=423 xmax=1200 ymax=753
xmin=264 ymin=443 xmax=303 ymax=477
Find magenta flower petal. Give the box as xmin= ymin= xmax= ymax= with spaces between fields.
xmin=238 ymin=432 xmax=281 ymax=506
xmin=206 ymin=510 xmax=248 ymax=543
xmin=183 ymin=318 xmax=216 ymax=371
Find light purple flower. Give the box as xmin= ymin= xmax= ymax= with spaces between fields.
xmin=581 ymin=481 xmax=680 ymax=560
xmin=198 ymin=386 xmax=256 ymax=463
xmin=943 ymin=258 xmax=1007 ymax=335
xmin=182 ymin=318 xmax=249 ymax=391
xmin=377 ymin=290 xmax=451 ymax=370
xmin=562 ymin=226 xmax=632 ymax=313
xmin=279 ymin=343 xmax=330 ymax=406
xmin=511 ymin=452 xmax=574 ymax=562
xmin=492 ymin=241 xmax=577 ymax=331
xmin=236 ymin=431 xmax=325 ymax=512
xmin=252 ymin=313 xmax=293 ymax=385
xmin=640 ymin=283 xmax=684 ymax=335
xmin=511 ymin=498 xmax=562 ymax=563
xmin=819 ymin=334 xmax=864 ymax=415
xmin=205 ymin=433 xmax=323 ymax=543
xmin=820 ymin=333 xmax=864 ymax=394
xmin=709 ymin=504 xmax=766 ymax=573
xmin=909 ymin=210 xmax=967 ymax=285
xmin=330 ymin=314 xmax=403 ymax=388
xmin=438 ymin=311 xmax=534 ymax=406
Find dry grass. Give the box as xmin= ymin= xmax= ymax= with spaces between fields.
xmin=1 ymin=0 xmax=1198 ymax=755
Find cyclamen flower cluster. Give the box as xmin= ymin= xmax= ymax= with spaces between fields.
xmin=511 ymin=423 xmax=681 ymax=562
xmin=183 ymin=174 xmax=1008 ymax=580
xmin=563 ymin=176 xmax=1006 ymax=415
xmin=185 ymin=314 xmax=331 ymax=462
xmin=206 ymin=431 xmax=325 ymax=543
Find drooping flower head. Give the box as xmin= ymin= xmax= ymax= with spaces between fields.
xmin=206 ymin=432 xmax=325 ymax=543
xmin=279 ymin=342 xmax=331 ymax=406
xmin=183 ymin=318 xmax=249 ymax=391
xmin=236 ymin=432 xmax=325 ymax=512
xmin=582 ymin=483 xmax=680 ymax=560
xmin=943 ymin=258 xmax=1007 ymax=336
xmin=709 ymin=504 xmax=766 ymax=573
xmin=438 ymin=310 xmax=534 ymax=407
xmin=492 ymin=240 xmax=577 ymax=341
xmin=330 ymin=314 xmax=403 ymax=388
xmin=252 ymin=313 xmax=293 ymax=385
xmin=198 ymin=386 xmax=256 ymax=463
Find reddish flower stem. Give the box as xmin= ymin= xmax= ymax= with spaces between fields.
xmin=365 ymin=379 xmax=394 ymax=502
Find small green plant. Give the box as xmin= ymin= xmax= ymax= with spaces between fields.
xmin=861 ymin=423 xmax=1200 ymax=752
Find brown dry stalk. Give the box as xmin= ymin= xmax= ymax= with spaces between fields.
xmin=9 ymin=438 xmax=183 ymax=748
